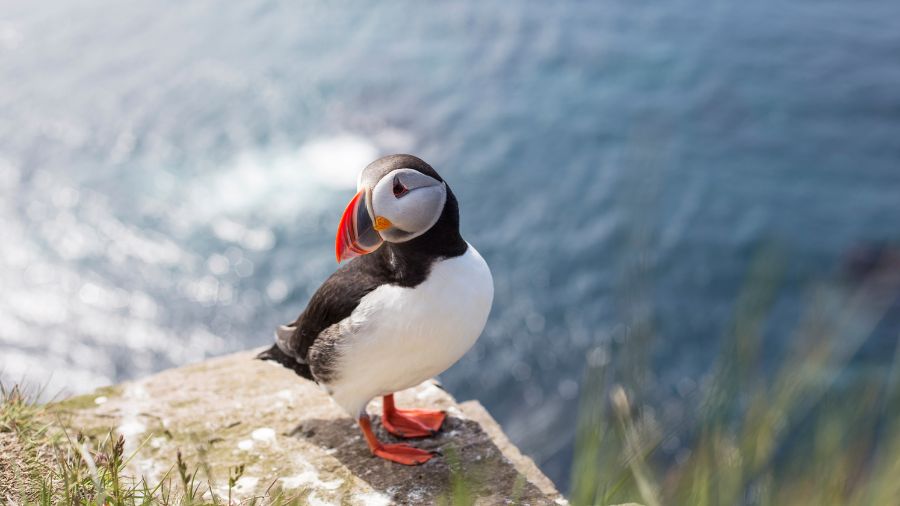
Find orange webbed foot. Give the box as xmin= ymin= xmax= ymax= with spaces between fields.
xmin=382 ymin=394 xmax=446 ymax=439
xmin=382 ymin=407 xmax=446 ymax=438
xmin=359 ymin=414 xmax=436 ymax=466
xmin=373 ymin=443 xmax=436 ymax=465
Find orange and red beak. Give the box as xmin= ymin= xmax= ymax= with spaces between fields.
xmin=335 ymin=190 xmax=384 ymax=263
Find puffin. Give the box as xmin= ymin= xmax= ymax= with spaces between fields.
xmin=259 ymin=154 xmax=494 ymax=465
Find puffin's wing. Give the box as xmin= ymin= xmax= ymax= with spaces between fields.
xmin=258 ymin=255 xmax=386 ymax=381
xmin=256 ymin=334 xmax=313 ymax=378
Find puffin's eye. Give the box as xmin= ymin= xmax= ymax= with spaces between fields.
xmin=392 ymin=177 xmax=408 ymax=198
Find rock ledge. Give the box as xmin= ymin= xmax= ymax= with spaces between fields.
xmin=53 ymin=349 xmax=566 ymax=505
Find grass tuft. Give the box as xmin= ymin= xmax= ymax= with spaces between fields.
xmin=0 ymin=385 xmax=312 ymax=505
xmin=569 ymin=247 xmax=900 ymax=505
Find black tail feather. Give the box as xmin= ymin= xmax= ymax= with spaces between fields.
xmin=257 ymin=344 xmax=315 ymax=381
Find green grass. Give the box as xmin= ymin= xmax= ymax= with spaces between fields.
xmin=0 ymin=384 xmax=308 ymax=505
xmin=568 ymin=249 xmax=900 ymax=505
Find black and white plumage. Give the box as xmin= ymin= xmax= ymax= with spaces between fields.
xmin=259 ymin=155 xmax=493 ymax=464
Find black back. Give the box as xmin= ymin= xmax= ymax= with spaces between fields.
xmin=258 ymin=155 xmax=468 ymax=381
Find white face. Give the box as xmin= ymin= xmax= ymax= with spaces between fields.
xmin=336 ymin=159 xmax=450 ymax=263
xmin=367 ymin=168 xmax=447 ymax=243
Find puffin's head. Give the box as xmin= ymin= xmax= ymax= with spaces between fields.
xmin=335 ymin=154 xmax=449 ymax=263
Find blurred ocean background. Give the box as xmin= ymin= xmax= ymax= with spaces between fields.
xmin=1 ymin=0 xmax=899 ymax=488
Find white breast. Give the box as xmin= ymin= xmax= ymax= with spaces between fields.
xmin=328 ymin=243 xmax=493 ymax=416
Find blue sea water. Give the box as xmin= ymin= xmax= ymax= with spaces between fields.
xmin=1 ymin=0 xmax=899 ymax=488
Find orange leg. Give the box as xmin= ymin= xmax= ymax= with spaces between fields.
xmin=358 ymin=414 xmax=434 ymax=465
xmin=381 ymin=393 xmax=446 ymax=439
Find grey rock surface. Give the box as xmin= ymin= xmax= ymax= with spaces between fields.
xmin=52 ymin=349 xmax=567 ymax=505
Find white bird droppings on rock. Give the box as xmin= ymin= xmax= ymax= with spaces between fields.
xmin=237 ymin=439 xmax=254 ymax=450
xmin=278 ymin=471 xmax=313 ymax=489
xmin=354 ymin=491 xmax=391 ymax=506
xmin=306 ymin=492 xmax=334 ymax=506
xmin=406 ymin=488 xmax=426 ymax=504
xmin=234 ymin=476 xmax=259 ymax=492
xmin=320 ymin=478 xmax=345 ymax=491
xmin=251 ymin=427 xmax=276 ymax=443
xmin=117 ymin=420 xmax=146 ymax=437
xmin=279 ymin=470 xmax=344 ymax=491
